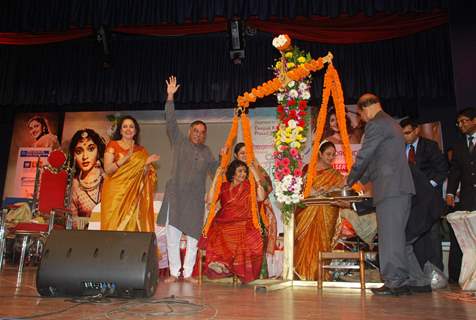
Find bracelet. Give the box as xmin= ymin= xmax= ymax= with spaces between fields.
xmin=114 ymin=161 xmax=120 ymax=169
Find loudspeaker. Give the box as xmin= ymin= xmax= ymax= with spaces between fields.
xmin=36 ymin=230 xmax=158 ymax=298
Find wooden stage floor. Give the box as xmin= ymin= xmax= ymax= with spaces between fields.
xmin=0 ymin=266 xmax=475 ymax=320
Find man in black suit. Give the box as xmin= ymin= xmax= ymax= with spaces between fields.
xmin=446 ymin=107 xmax=476 ymax=282
xmin=399 ymin=118 xmax=448 ymax=271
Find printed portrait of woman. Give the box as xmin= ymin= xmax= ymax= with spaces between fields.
xmin=27 ymin=115 xmax=60 ymax=149
xmin=323 ymin=107 xmax=362 ymax=145
xmin=346 ymin=107 xmax=365 ymax=144
xmin=69 ymin=129 xmax=106 ymax=217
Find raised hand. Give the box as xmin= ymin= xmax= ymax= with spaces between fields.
xmin=219 ymin=146 xmax=228 ymax=157
xmin=145 ymin=154 xmax=160 ymax=165
xmin=166 ymin=76 xmax=180 ymax=99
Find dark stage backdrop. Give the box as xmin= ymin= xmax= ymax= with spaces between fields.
xmin=0 ymin=26 xmax=454 ymax=114
xmin=0 ymin=0 xmax=448 ymax=32
xmin=0 ymin=25 xmax=457 ymax=199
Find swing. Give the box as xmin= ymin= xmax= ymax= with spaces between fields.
xmin=202 ymin=108 xmax=265 ymax=237
xmin=200 ymin=34 xmax=359 ymax=286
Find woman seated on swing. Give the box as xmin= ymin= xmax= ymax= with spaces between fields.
xmin=198 ymin=159 xmax=265 ymax=283
xmin=233 ymin=142 xmax=277 ymax=260
xmin=294 ymin=140 xmax=346 ymax=280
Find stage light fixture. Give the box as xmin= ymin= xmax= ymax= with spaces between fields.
xmin=96 ymin=25 xmax=112 ymax=69
xmin=228 ymin=19 xmax=245 ymax=64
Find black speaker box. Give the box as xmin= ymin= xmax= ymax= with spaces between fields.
xmin=36 ymin=230 xmax=158 ymax=298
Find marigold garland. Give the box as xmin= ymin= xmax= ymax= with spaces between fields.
xmin=303 ymin=71 xmax=332 ymax=197
xmin=202 ymin=115 xmax=239 ymax=236
xmin=241 ymin=113 xmax=261 ymax=230
xmin=303 ymin=64 xmax=359 ymax=197
xmin=236 ymin=58 xmax=326 ymax=109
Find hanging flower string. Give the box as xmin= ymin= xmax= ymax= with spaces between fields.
xmin=241 ymin=113 xmax=262 ymax=229
xmin=331 ymin=65 xmax=354 ymax=174
xmin=202 ymin=115 xmax=239 ymax=236
xmin=303 ymin=64 xmax=361 ymax=197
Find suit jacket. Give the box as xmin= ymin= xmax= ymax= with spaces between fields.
xmin=414 ymin=137 xmax=448 ymax=190
xmin=347 ymin=111 xmax=415 ymax=205
xmin=354 ymin=165 xmax=444 ymax=241
xmin=447 ymin=137 xmax=476 ymax=210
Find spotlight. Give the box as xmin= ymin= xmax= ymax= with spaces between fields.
xmin=228 ymin=20 xmax=245 ymax=63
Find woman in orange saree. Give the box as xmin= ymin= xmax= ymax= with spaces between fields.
xmin=294 ymin=140 xmax=345 ymax=280
xmin=101 ymin=115 xmax=160 ymax=232
xmin=199 ymin=159 xmax=265 ymax=283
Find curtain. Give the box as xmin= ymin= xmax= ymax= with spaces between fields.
xmin=0 ymin=28 xmax=94 ymax=45
xmin=0 ymin=26 xmax=454 ymax=117
xmin=0 ymin=0 xmax=448 ymax=32
xmin=248 ymin=11 xmax=448 ymax=44
xmin=0 ymin=11 xmax=447 ymax=45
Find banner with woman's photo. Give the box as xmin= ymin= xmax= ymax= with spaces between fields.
xmin=315 ymin=104 xmax=364 ymax=174
xmin=4 ymin=108 xmax=443 ymax=210
xmin=5 ymin=113 xmax=61 ymax=198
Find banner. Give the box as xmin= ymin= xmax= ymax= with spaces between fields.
xmin=13 ymin=148 xmax=50 ymax=198
xmin=4 ymin=112 xmax=60 ymax=198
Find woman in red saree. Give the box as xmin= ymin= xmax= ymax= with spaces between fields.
xmin=199 ymin=159 xmax=265 ymax=283
xmin=233 ymin=142 xmax=277 ymax=257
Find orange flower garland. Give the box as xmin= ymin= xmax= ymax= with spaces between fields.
xmin=241 ymin=113 xmax=261 ymax=230
xmin=303 ymin=67 xmax=332 ymax=197
xmin=236 ymin=58 xmax=326 ymax=109
xmin=202 ymin=115 xmax=239 ymax=236
xmin=329 ymin=65 xmax=354 ymax=173
xmin=304 ymin=64 xmax=359 ymax=197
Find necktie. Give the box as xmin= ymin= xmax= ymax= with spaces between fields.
xmin=469 ymin=136 xmax=475 ymax=154
xmin=408 ymin=145 xmax=416 ymax=165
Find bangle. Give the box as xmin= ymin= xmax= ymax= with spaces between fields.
xmin=114 ymin=161 xmax=120 ymax=169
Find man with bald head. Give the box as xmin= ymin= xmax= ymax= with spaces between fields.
xmin=347 ymin=93 xmax=429 ymax=296
xmin=158 ymin=76 xmax=219 ymax=284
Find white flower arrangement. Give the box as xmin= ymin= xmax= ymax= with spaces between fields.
xmin=275 ymin=175 xmax=304 ymax=205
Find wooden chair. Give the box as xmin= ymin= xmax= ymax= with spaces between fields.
xmin=317 ymin=251 xmax=366 ymax=290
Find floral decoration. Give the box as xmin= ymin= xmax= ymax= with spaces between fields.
xmin=271 ymin=37 xmax=314 ymax=223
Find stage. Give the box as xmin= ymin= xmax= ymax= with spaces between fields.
xmin=0 ymin=266 xmax=475 ymax=320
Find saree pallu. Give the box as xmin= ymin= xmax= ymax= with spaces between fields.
xmin=199 ymin=181 xmax=263 ymax=283
xmin=101 ymin=148 xmax=157 ymax=232
xmin=294 ymin=167 xmax=345 ymax=280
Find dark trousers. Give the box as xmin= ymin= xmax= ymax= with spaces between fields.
xmin=448 ymin=224 xmax=462 ymax=283
xmin=413 ymin=220 xmax=444 ymax=271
